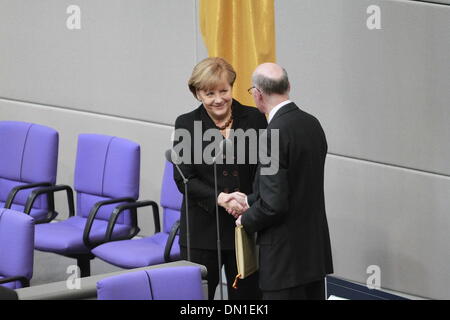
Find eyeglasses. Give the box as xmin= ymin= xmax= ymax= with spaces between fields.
xmin=247 ymin=86 xmax=261 ymax=95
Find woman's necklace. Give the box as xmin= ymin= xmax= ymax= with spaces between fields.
xmin=215 ymin=115 xmax=233 ymax=130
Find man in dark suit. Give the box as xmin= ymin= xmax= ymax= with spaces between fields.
xmin=235 ymin=63 xmax=333 ymax=300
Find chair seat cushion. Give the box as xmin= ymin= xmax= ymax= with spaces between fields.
xmin=92 ymin=233 xmax=180 ymax=269
xmin=35 ymin=216 xmax=132 ymax=255
xmin=96 ymin=266 xmax=203 ymax=300
xmin=0 ymin=277 xmax=21 ymax=289
xmin=0 ymin=201 xmax=48 ymax=221
xmin=147 ymin=266 xmax=204 ymax=300
xmin=97 ymin=269 xmax=153 ymax=300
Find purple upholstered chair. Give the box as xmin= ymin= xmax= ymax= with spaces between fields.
xmin=92 ymin=161 xmax=182 ymax=269
xmin=0 ymin=209 xmax=35 ymax=289
xmin=96 ymin=266 xmax=204 ymax=300
xmin=0 ymin=121 xmax=58 ymax=223
xmin=29 ymin=134 xmax=140 ymax=277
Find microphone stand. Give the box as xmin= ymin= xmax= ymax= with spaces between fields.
xmin=176 ymin=166 xmax=191 ymax=262
xmin=213 ymin=159 xmax=223 ymax=300
xmin=166 ymin=150 xmax=191 ymax=261
xmin=213 ymin=138 xmax=230 ymax=301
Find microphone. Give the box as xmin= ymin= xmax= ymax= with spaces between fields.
xmin=213 ymin=138 xmax=232 ymax=300
xmin=212 ymin=138 xmax=232 ymax=164
xmin=165 ymin=149 xmax=186 ymax=181
xmin=165 ymin=148 xmax=176 ymax=163
xmin=165 ymin=148 xmax=191 ymax=262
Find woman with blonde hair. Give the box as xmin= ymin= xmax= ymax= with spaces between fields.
xmin=173 ymin=57 xmax=267 ymax=300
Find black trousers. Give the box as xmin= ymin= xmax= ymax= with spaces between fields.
xmin=262 ymin=279 xmax=326 ymax=300
xmin=181 ymin=246 xmax=261 ymax=300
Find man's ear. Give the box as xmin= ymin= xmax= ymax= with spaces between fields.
xmin=256 ymin=89 xmax=263 ymax=103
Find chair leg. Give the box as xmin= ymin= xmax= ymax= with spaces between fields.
xmin=77 ymin=257 xmax=92 ymax=278
xmin=21 ymin=278 xmax=30 ymax=288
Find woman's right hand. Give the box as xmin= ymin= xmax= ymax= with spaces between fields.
xmin=217 ymin=192 xmax=249 ymax=217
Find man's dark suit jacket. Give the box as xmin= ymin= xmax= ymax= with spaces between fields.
xmin=173 ymin=99 xmax=267 ymax=250
xmin=242 ymin=102 xmax=333 ymax=291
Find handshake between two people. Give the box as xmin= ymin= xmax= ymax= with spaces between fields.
xmin=217 ymin=191 xmax=248 ymax=226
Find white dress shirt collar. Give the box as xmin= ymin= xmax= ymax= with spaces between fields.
xmin=268 ymin=100 xmax=292 ymax=124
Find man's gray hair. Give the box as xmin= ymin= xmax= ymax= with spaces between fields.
xmin=253 ymin=68 xmax=290 ymax=95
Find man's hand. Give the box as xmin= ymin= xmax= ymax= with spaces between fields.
xmin=217 ymin=192 xmax=249 ymax=218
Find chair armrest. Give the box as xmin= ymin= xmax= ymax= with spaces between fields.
xmin=0 ymin=275 xmax=30 ymax=288
xmin=5 ymin=182 xmax=53 ymax=209
xmin=103 ymin=200 xmax=160 ymax=243
xmin=164 ymin=220 xmax=180 ymax=263
xmin=24 ymin=184 xmax=75 ymax=223
xmin=82 ymin=197 xmax=135 ymax=249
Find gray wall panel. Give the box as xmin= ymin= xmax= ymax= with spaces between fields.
xmin=0 ymin=0 xmax=199 ymax=126
xmin=276 ymin=0 xmax=450 ymax=175
xmin=326 ymin=155 xmax=450 ymax=299
xmin=0 ymin=99 xmax=174 ymax=236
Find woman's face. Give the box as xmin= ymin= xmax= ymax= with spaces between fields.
xmin=196 ymin=80 xmax=233 ymax=120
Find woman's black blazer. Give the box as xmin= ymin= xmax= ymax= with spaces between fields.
xmin=173 ymin=99 xmax=267 ymax=250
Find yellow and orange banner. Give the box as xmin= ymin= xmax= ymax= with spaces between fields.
xmin=199 ymin=0 xmax=276 ymax=106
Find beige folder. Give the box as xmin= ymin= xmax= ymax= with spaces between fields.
xmin=233 ymin=225 xmax=258 ymax=288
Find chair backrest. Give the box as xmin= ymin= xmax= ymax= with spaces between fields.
xmin=0 ymin=209 xmax=35 ymax=288
xmin=96 ymin=266 xmax=204 ymax=300
xmin=159 ymin=161 xmax=183 ymax=234
xmin=0 ymin=121 xmax=58 ymax=210
xmin=74 ymin=134 xmax=140 ymax=225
